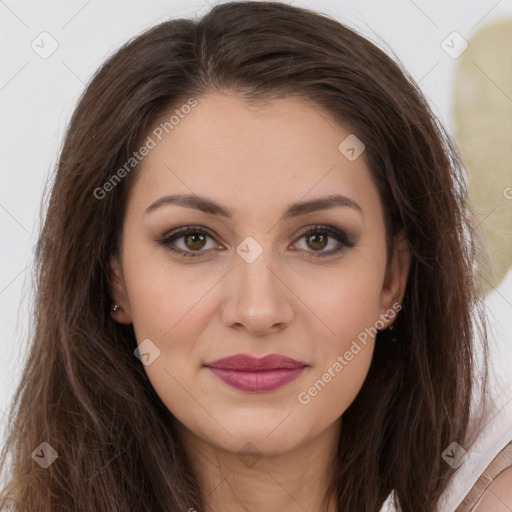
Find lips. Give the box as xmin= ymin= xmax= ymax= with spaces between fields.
xmin=204 ymin=353 xmax=308 ymax=392
xmin=205 ymin=353 xmax=307 ymax=370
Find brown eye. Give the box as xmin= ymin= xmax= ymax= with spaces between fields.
xmin=158 ymin=224 xmax=355 ymax=259
xmin=157 ymin=226 xmax=220 ymax=258
xmin=184 ymin=233 xmax=207 ymax=251
xmin=305 ymin=233 xmax=328 ymax=251
xmin=292 ymin=225 xmax=355 ymax=257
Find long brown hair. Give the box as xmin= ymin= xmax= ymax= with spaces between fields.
xmin=0 ymin=2 xmax=489 ymax=510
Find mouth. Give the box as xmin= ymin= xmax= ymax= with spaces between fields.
xmin=203 ymin=353 xmax=308 ymax=393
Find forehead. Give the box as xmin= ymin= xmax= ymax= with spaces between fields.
xmin=127 ymin=92 xmax=381 ymax=220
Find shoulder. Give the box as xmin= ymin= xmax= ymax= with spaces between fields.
xmin=472 ymin=466 xmax=512 ymax=511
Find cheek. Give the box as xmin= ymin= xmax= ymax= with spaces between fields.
xmin=123 ymin=263 xmax=215 ymax=416
xmin=302 ymin=257 xmax=386 ymax=348
xmin=297 ymin=287 xmax=379 ymax=411
xmin=293 ymin=257 xmax=385 ymax=416
xmin=297 ymin=340 xmax=374 ymax=427
xmin=123 ymin=247 xmax=219 ymax=342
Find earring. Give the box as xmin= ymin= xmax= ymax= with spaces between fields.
xmin=375 ymin=322 xmax=401 ymax=361
xmin=111 ymin=303 xmax=120 ymax=312
xmin=387 ymin=323 xmax=399 ymax=344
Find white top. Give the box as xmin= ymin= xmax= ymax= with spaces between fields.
xmin=379 ymin=266 xmax=512 ymax=512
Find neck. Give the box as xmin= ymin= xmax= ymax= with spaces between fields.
xmin=175 ymin=418 xmax=341 ymax=512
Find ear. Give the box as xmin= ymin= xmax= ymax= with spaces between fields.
xmin=108 ymin=254 xmax=133 ymax=324
xmin=379 ymin=230 xmax=410 ymax=327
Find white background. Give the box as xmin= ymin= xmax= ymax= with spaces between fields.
xmin=1 ymin=1 xmax=511 ymax=508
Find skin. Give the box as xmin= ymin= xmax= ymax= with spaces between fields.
xmin=109 ymin=92 xmax=411 ymax=512
xmin=473 ymin=467 xmax=512 ymax=511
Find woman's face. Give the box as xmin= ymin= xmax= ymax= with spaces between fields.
xmin=110 ymin=92 xmax=409 ymax=458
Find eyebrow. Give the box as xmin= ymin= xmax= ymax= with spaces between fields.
xmin=145 ymin=193 xmax=363 ymax=220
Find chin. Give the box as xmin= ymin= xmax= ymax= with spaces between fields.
xmin=212 ymin=424 xmax=306 ymax=457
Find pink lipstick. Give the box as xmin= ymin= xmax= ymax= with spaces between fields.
xmin=204 ymin=353 xmax=308 ymax=392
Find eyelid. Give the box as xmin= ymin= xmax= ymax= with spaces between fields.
xmin=295 ymin=225 xmax=355 ymax=248
xmin=156 ymin=223 xmax=356 ymax=258
xmin=156 ymin=225 xmax=221 ymax=258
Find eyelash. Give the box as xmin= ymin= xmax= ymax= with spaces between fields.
xmin=156 ymin=224 xmax=355 ymax=259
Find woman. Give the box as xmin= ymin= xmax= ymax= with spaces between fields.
xmin=1 ymin=2 xmax=509 ymax=510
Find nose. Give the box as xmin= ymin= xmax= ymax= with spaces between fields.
xmin=220 ymin=244 xmax=294 ymax=336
